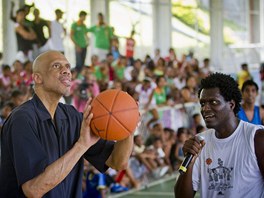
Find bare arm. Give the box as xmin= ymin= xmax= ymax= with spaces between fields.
xmin=259 ymin=107 xmax=264 ymax=125
xmin=106 ymin=134 xmax=134 ymax=170
xmin=22 ymin=99 xmax=100 ymax=197
xmin=254 ymin=129 xmax=264 ymax=179
xmin=15 ymin=25 xmax=36 ymax=40
xmin=174 ymin=136 xmax=205 ymax=198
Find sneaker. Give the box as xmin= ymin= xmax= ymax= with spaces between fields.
xmin=159 ymin=166 xmax=169 ymax=177
xmin=110 ymin=183 xmax=129 ymax=193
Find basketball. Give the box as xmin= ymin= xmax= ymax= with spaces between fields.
xmin=90 ymin=89 xmax=140 ymax=141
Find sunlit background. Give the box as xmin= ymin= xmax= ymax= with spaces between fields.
xmin=0 ymin=0 xmax=261 ymax=73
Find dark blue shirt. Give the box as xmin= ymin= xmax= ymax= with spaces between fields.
xmin=0 ymin=94 xmax=114 ymax=198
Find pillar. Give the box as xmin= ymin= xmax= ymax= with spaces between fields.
xmin=152 ymin=0 xmax=172 ymax=57
xmin=209 ymin=0 xmax=224 ymax=71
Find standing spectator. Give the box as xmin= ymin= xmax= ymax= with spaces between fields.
xmin=32 ymin=8 xmax=50 ymax=54
xmin=10 ymin=1 xmax=34 ymax=26
xmin=14 ymin=8 xmax=36 ymax=63
xmin=70 ymin=11 xmax=89 ymax=73
xmin=237 ymin=80 xmax=264 ymax=125
xmin=87 ymin=13 xmax=113 ymax=61
xmin=48 ymin=9 xmax=65 ymax=54
xmin=153 ymin=48 xmax=161 ymax=65
xmin=126 ymin=30 xmax=136 ymax=66
xmin=200 ymin=58 xmax=211 ymax=78
xmin=237 ymin=63 xmax=252 ymax=90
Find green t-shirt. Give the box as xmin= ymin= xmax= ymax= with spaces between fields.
xmin=87 ymin=25 xmax=113 ymax=50
xmin=71 ymin=22 xmax=88 ymax=48
xmin=154 ymin=88 xmax=167 ymax=105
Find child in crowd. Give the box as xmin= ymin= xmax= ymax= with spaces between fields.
xmin=169 ymin=127 xmax=189 ymax=170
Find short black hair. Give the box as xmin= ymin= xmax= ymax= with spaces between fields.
xmin=198 ymin=72 xmax=242 ymax=115
xmin=16 ymin=8 xmax=25 ymax=14
xmin=11 ymin=89 xmax=23 ymax=98
xmin=79 ymin=11 xmax=87 ymax=17
xmin=241 ymin=79 xmax=259 ymax=92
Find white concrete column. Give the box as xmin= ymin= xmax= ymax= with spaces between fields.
xmin=259 ymin=0 xmax=264 ymax=62
xmin=152 ymin=0 xmax=172 ymax=57
xmin=2 ymin=0 xmax=19 ymax=65
xmin=90 ymin=0 xmax=110 ymax=25
xmin=209 ymin=0 xmax=224 ymax=71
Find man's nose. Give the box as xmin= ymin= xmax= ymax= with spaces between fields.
xmin=202 ymin=103 xmax=211 ymax=111
xmin=61 ymin=66 xmax=71 ymax=75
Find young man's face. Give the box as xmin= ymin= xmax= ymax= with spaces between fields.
xmin=199 ymin=88 xmax=235 ymax=131
xmin=242 ymin=85 xmax=258 ymax=105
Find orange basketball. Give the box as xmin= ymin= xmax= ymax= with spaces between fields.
xmin=90 ymin=89 xmax=140 ymax=141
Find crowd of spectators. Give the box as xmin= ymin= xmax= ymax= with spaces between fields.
xmin=1 ymin=3 xmax=263 ymax=197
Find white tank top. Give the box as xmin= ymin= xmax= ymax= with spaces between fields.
xmin=192 ymin=120 xmax=264 ymax=198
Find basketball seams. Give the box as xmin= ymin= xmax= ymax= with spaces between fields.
xmin=105 ymin=90 xmax=119 ymax=140
xmin=110 ymin=91 xmax=138 ymax=134
xmin=91 ymin=89 xmax=139 ymax=141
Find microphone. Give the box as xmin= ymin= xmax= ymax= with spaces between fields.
xmin=178 ymin=135 xmax=204 ymax=175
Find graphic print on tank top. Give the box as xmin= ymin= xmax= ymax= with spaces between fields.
xmin=207 ymin=158 xmax=233 ymax=195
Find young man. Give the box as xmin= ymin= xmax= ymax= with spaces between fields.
xmin=0 ymin=51 xmax=134 ymax=197
xmin=87 ymin=13 xmax=113 ymax=61
xmin=238 ymin=79 xmax=264 ymax=125
xmin=70 ymin=11 xmax=89 ymax=73
xmin=174 ymin=73 xmax=264 ymax=197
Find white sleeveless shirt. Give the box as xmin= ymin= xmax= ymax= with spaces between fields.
xmin=192 ymin=120 xmax=264 ymax=198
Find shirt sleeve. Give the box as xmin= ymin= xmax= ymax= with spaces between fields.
xmin=6 ymin=114 xmax=47 ymax=186
xmin=83 ymin=139 xmax=114 ymax=173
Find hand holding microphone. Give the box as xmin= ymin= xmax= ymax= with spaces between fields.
xmin=178 ymin=135 xmax=205 ymax=175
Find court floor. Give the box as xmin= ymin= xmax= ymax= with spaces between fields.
xmin=109 ymin=174 xmax=176 ymax=198
xmin=108 ymin=173 xmax=200 ymax=198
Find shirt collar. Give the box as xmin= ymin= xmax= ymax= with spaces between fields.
xmin=32 ymin=94 xmax=67 ymax=121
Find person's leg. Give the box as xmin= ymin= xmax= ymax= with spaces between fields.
xmin=75 ymin=50 xmax=82 ymax=73
xmin=81 ymin=47 xmax=87 ymax=66
xmin=146 ymin=108 xmax=159 ymax=128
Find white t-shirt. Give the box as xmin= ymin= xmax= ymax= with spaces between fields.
xmin=48 ymin=20 xmax=64 ymax=51
xmin=192 ymin=120 xmax=264 ymax=198
xmin=135 ymin=82 xmax=157 ymax=110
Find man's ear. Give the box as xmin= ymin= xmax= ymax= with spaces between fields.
xmin=32 ymin=73 xmax=42 ymax=84
xmin=229 ymin=99 xmax=236 ymax=110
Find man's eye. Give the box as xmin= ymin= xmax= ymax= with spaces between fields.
xmin=53 ymin=63 xmax=60 ymax=68
xmin=211 ymin=100 xmax=218 ymax=105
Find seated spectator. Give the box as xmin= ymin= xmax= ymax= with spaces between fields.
xmin=10 ymin=89 xmax=27 ymax=107
xmin=196 ymin=124 xmax=206 ymax=134
xmin=191 ymin=113 xmax=205 ymax=135
xmin=169 ymin=127 xmax=189 ymax=170
xmin=153 ymin=76 xmax=168 ymax=107
xmin=145 ymin=123 xmax=164 ymax=147
xmin=135 ymin=77 xmax=159 ymax=128
xmin=133 ymin=134 xmax=158 ymax=173
xmin=0 ymin=65 xmax=13 ymax=103
xmin=162 ymin=127 xmax=176 ymax=171
xmin=0 ymin=101 xmax=15 ymax=129
xmin=147 ymin=137 xmax=170 ymax=178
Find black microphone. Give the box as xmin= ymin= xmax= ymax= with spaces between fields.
xmin=178 ymin=135 xmax=204 ymax=175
